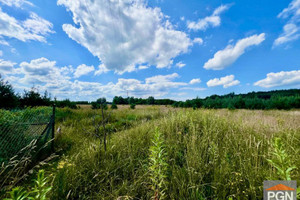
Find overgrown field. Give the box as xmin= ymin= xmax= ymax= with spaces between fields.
xmin=2 ymin=106 xmax=300 ymax=199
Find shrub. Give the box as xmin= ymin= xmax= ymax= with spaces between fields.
xmin=130 ymin=103 xmax=136 ymax=109
xmin=55 ymin=99 xmax=77 ymax=109
xmin=91 ymin=101 xmax=100 ymax=109
xmin=92 ymin=98 xmax=108 ymax=110
xmin=267 ymin=138 xmax=296 ymax=180
xmin=4 ymin=170 xmax=52 ymax=200
xmin=0 ymin=75 xmax=20 ymax=109
xmin=111 ymin=103 xmax=118 ymax=109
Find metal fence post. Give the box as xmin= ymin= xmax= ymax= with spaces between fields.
xmin=51 ymin=104 xmax=56 ymax=152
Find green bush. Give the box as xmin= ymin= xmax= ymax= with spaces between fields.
xmin=111 ymin=103 xmax=118 ymax=109
xmin=4 ymin=170 xmax=51 ymax=200
xmin=130 ymin=103 xmax=136 ymax=109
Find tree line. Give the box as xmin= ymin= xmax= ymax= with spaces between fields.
xmin=0 ymin=75 xmax=77 ymax=109
xmin=112 ymin=96 xmax=176 ymax=105
xmin=112 ymin=91 xmax=300 ymax=110
xmin=173 ymin=92 xmax=300 ymax=110
xmin=1 ymin=75 xmax=299 ymax=110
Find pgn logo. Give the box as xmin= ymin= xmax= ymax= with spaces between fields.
xmin=264 ymin=181 xmax=297 ymax=200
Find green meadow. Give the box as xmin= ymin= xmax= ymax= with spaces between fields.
xmin=4 ymin=106 xmax=296 ymax=199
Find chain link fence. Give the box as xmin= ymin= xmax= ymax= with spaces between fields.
xmin=0 ymin=106 xmax=55 ymax=163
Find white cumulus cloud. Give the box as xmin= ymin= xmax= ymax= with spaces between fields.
xmin=254 ymin=70 xmax=300 ymax=88
xmin=4 ymin=58 xmax=191 ymax=100
xmin=19 ymin=57 xmax=71 ymax=85
xmin=187 ymin=4 xmax=231 ymax=31
xmin=274 ymin=0 xmax=300 ymax=46
xmin=207 ymin=75 xmax=240 ymax=88
xmin=193 ymin=37 xmax=203 ymax=45
xmin=274 ymin=24 xmax=300 ymax=46
xmin=0 ymin=59 xmax=17 ymax=73
xmin=180 ymin=87 xmax=206 ymax=91
xmin=57 ymin=0 xmax=192 ymax=74
xmin=203 ymin=33 xmax=265 ymax=70
xmin=74 ymin=64 xmax=94 ymax=78
xmin=94 ymin=64 xmax=109 ymax=75
xmin=189 ymin=78 xmax=201 ymax=84
xmin=175 ymin=61 xmax=186 ymax=68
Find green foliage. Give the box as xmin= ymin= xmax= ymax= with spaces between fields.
xmin=4 ymin=170 xmax=52 ymax=200
xmin=147 ymin=96 xmax=155 ymax=105
xmin=149 ymin=128 xmax=169 ymax=200
xmin=54 ymin=99 xmax=77 ymax=109
xmin=91 ymin=101 xmax=100 ymax=109
xmin=267 ymin=137 xmax=297 ymax=180
xmin=0 ymin=107 xmax=53 ymax=163
xmin=20 ymin=89 xmax=51 ymax=108
xmin=172 ymin=90 xmax=300 ymax=110
xmin=91 ymin=98 xmax=108 ymax=110
xmin=3 ymin=187 xmax=29 ymax=200
xmin=111 ymin=103 xmax=118 ymax=109
xmin=130 ymin=103 xmax=136 ymax=109
xmin=96 ymin=97 xmax=107 ymax=105
xmin=113 ymin=96 xmax=176 ymax=105
xmin=15 ymin=108 xmax=299 ymax=199
xmin=0 ymin=77 xmax=79 ymax=109
xmin=31 ymin=170 xmax=52 ymax=200
xmin=0 ymin=75 xmax=19 ymax=109
xmin=1 ymin=74 xmax=299 ymax=110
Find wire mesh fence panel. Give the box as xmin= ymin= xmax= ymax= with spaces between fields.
xmin=0 ymin=106 xmax=55 ymax=163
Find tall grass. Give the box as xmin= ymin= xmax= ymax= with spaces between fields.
xmin=22 ymin=107 xmax=300 ymax=199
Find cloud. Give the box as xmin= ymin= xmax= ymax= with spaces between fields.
xmin=145 ymin=73 xmax=180 ymax=83
xmin=277 ymin=0 xmax=300 ymax=19
xmin=274 ymin=24 xmax=300 ymax=46
xmin=138 ymin=65 xmax=149 ymax=70
xmin=0 ymin=36 xmax=9 ymax=46
xmin=95 ymin=73 xmax=186 ymax=98
xmin=19 ymin=57 xmax=71 ymax=85
xmin=0 ymin=0 xmax=33 ymax=7
xmin=180 ymin=87 xmax=206 ymax=91
xmin=74 ymin=64 xmax=94 ymax=78
xmin=53 ymin=73 xmax=186 ymax=100
xmin=207 ymin=75 xmax=240 ymax=88
xmin=0 ymin=59 xmax=17 ymax=73
xmin=187 ymin=4 xmax=231 ymax=31
xmin=193 ymin=37 xmax=203 ymax=45
xmin=4 ymin=58 xmax=190 ymax=100
xmin=189 ymin=78 xmax=201 ymax=84
xmin=57 ymin=0 xmax=192 ymax=73
xmin=274 ymin=0 xmax=300 ymax=46
xmin=203 ymin=33 xmax=265 ymax=70
xmin=94 ymin=64 xmax=109 ymax=75
xmin=0 ymin=8 xmax=54 ymax=43
xmin=175 ymin=61 xmax=186 ymax=68
xmin=254 ymin=70 xmax=300 ymax=88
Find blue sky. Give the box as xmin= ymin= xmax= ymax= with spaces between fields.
xmin=0 ymin=0 xmax=299 ymax=101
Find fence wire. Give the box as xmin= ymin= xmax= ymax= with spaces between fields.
xmin=0 ymin=107 xmax=54 ymax=163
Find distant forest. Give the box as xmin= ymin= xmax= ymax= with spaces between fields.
xmin=112 ymin=89 xmax=300 ymax=110
xmin=1 ymin=75 xmax=299 ymax=110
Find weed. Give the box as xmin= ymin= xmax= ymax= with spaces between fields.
xmin=149 ymin=128 xmax=169 ymax=200
xmin=267 ymin=137 xmax=297 ymax=180
xmin=4 ymin=170 xmax=52 ymax=200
